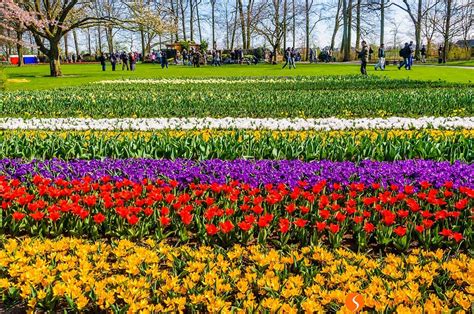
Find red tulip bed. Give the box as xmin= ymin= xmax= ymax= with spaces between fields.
xmin=1 ymin=175 xmax=471 ymax=252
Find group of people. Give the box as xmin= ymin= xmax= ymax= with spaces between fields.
xmin=61 ymin=53 xmax=81 ymax=63
xmin=357 ymin=40 xmax=441 ymax=75
xmin=181 ymin=48 xmax=204 ymax=67
xmin=150 ymin=50 xmax=169 ymax=69
xmin=99 ymin=51 xmax=139 ymax=71
xmin=282 ymin=47 xmax=298 ymax=69
xmin=397 ymin=41 xmax=416 ymax=70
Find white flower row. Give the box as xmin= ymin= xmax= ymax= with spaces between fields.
xmin=0 ymin=117 xmax=472 ymax=131
xmin=97 ymin=78 xmax=310 ymax=85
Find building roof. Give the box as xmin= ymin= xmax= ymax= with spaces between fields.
xmin=455 ymin=39 xmax=474 ymax=48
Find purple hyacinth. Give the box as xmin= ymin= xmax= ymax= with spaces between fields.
xmin=0 ymin=158 xmax=472 ymax=189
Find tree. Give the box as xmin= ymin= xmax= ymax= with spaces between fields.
xmin=0 ymin=0 xmax=43 ymax=66
xmin=421 ymin=0 xmax=441 ymax=55
xmin=2 ymin=0 xmax=116 ymax=76
xmin=124 ymin=0 xmax=174 ymax=59
xmin=368 ymin=0 xmax=391 ymax=46
xmin=179 ymin=0 xmax=188 ymax=40
xmin=304 ymin=0 xmax=326 ymax=60
xmin=210 ymin=0 xmax=217 ymax=47
xmin=393 ymin=0 xmax=440 ymax=59
xmin=255 ymin=0 xmax=285 ymax=62
xmin=436 ymin=0 xmax=471 ymax=62
xmin=330 ymin=0 xmax=343 ymax=50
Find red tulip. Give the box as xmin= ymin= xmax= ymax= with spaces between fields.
xmin=206 ymin=224 xmax=218 ymax=235
xmin=394 ymin=226 xmax=407 ymax=237
xmin=315 ymin=221 xmax=326 ymax=232
xmin=219 ymin=220 xmax=234 ymax=234
xmin=415 ymin=225 xmax=424 ymax=233
xmin=93 ymin=213 xmax=106 ymax=224
xmin=48 ymin=211 xmax=61 ymax=222
xmin=452 ymin=232 xmax=463 ymax=243
xmin=279 ymin=218 xmax=290 ymax=233
xmin=160 ymin=216 xmax=171 ymax=226
xmin=237 ymin=221 xmax=252 ymax=231
xmin=127 ymin=215 xmax=139 ymax=225
xmin=294 ymin=218 xmax=307 ymax=228
xmin=329 ymin=223 xmax=340 ymax=234
xmin=12 ymin=212 xmax=26 ymax=221
xmin=363 ymin=222 xmax=375 ymax=233
xmin=30 ymin=211 xmax=45 ymax=221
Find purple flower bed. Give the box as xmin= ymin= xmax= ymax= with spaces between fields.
xmin=0 ymin=158 xmax=472 ymax=189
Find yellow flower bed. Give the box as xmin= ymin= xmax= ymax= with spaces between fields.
xmin=1 ymin=129 xmax=473 ymax=141
xmin=0 ymin=238 xmax=472 ymax=313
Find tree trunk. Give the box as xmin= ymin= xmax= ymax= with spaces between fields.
xmin=230 ymin=0 xmax=238 ymax=50
xmin=274 ymin=0 xmax=281 ymax=61
xmin=180 ymin=0 xmax=187 ymax=41
xmin=196 ymin=0 xmax=203 ymax=43
xmin=443 ymin=0 xmax=451 ymax=63
xmin=64 ymin=32 xmax=69 ymax=58
xmin=211 ymin=0 xmax=216 ymax=48
xmin=171 ymin=0 xmax=179 ymax=41
xmin=331 ymin=0 xmax=342 ymax=50
xmin=16 ymin=31 xmax=23 ymax=67
xmin=72 ymin=30 xmax=80 ymax=55
xmin=237 ymin=0 xmax=246 ymax=48
xmin=380 ymin=0 xmax=385 ymax=45
xmin=140 ymin=29 xmax=146 ymax=59
xmin=245 ymin=0 xmax=253 ymax=49
xmin=106 ymin=27 xmax=114 ymax=54
xmin=49 ymin=42 xmax=62 ymax=77
xmin=190 ymin=0 xmax=194 ymax=41
xmin=6 ymin=29 xmax=12 ymax=56
xmin=415 ymin=0 xmax=422 ymax=59
xmin=347 ymin=0 xmax=352 ymax=58
xmin=342 ymin=0 xmax=348 ymax=60
xmin=355 ymin=0 xmax=361 ymax=50
xmin=97 ymin=26 xmax=102 ymax=54
xmin=292 ymin=0 xmax=296 ymax=48
xmin=283 ymin=0 xmax=287 ymax=51
xmin=305 ymin=0 xmax=310 ymax=60
xmin=87 ymin=28 xmax=92 ymax=55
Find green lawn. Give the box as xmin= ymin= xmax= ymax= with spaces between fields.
xmin=1 ymin=62 xmax=473 ymax=90
xmin=434 ymin=60 xmax=474 ymax=67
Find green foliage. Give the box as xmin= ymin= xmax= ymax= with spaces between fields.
xmin=200 ymin=40 xmax=209 ymax=52
xmin=0 ymin=77 xmax=472 ymax=118
xmin=0 ymin=131 xmax=471 ymax=162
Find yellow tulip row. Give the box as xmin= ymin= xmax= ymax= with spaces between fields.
xmin=1 ymin=129 xmax=473 ymax=141
xmin=0 ymin=237 xmax=472 ymax=313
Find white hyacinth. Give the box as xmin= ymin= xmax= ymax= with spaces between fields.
xmin=0 ymin=117 xmax=472 ymax=131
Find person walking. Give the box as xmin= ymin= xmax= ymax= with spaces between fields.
xmin=374 ymin=44 xmax=385 ymax=70
xmin=193 ymin=50 xmax=201 ymax=67
xmin=398 ymin=43 xmax=410 ymax=70
xmin=420 ymin=45 xmax=427 ymax=63
xmin=438 ymin=46 xmax=444 ymax=64
xmin=129 ymin=52 xmax=136 ymax=71
xmin=408 ymin=41 xmax=415 ymax=68
xmin=282 ymin=48 xmax=291 ymax=69
xmin=289 ymin=47 xmax=296 ymax=69
xmin=99 ymin=53 xmax=106 ymax=71
xmin=110 ymin=53 xmax=117 ymax=71
xmin=121 ymin=52 xmax=129 ymax=71
xmin=357 ymin=41 xmax=369 ymax=75
xmin=160 ymin=50 xmax=168 ymax=69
